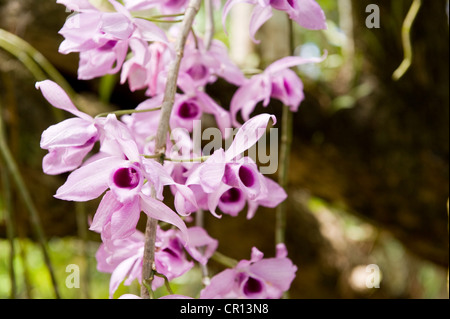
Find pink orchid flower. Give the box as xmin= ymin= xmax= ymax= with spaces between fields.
xmin=58 ymin=0 xmax=168 ymax=80
xmin=200 ymin=244 xmax=297 ymax=299
xmin=53 ymin=114 xmax=190 ymax=240
xmin=223 ymin=0 xmax=327 ymax=43
xmin=230 ymin=54 xmax=327 ymax=127
xmin=97 ymin=226 xmax=218 ymax=298
xmin=179 ymin=36 xmax=246 ymax=88
xmin=186 ymin=113 xmax=287 ymax=218
xmin=37 ymin=80 xmax=102 ymax=175
xmin=120 ymin=41 xmax=173 ymax=96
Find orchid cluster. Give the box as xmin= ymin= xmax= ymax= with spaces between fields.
xmin=39 ymin=0 xmax=327 ymax=299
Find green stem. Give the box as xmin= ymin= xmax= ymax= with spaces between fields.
xmin=275 ymin=105 xmax=293 ymax=246
xmin=149 ymin=13 xmax=185 ymax=19
xmin=146 ymin=19 xmax=183 ymax=24
xmin=211 ymin=251 xmax=239 ymax=268
xmin=95 ymin=107 xmax=162 ymax=118
xmin=392 ymin=0 xmax=422 ymax=81
xmin=1 ymin=159 xmax=16 ymax=299
xmin=275 ymin=16 xmax=295 ymax=247
xmin=0 ymin=99 xmax=61 ymax=299
xmin=154 ymin=272 xmax=174 ymax=295
xmin=142 ymin=154 xmax=210 ymax=162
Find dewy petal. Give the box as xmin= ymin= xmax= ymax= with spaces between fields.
xmin=140 ymin=194 xmax=189 ymax=244
xmin=55 ymin=156 xmax=125 ymax=201
xmin=249 ymin=4 xmax=273 ymax=43
xmin=225 ymin=113 xmax=276 ymax=162
xmin=36 ymin=80 xmax=92 ymax=120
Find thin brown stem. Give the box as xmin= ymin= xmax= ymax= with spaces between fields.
xmin=140 ymin=0 xmax=202 ymax=299
xmin=204 ymin=0 xmax=215 ymax=50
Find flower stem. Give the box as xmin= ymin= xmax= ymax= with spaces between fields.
xmin=211 ymin=251 xmax=239 ymax=268
xmin=275 ymin=17 xmax=295 ymax=247
xmin=95 ymin=107 xmax=161 ymax=118
xmin=140 ymin=0 xmax=202 ymax=299
xmin=275 ymin=104 xmax=293 ymax=246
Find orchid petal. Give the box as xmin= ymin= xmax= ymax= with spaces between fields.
xmin=36 ymin=80 xmax=91 ymax=120
xmin=109 ymin=256 xmax=139 ymax=298
xmin=200 ymin=268 xmax=237 ymax=299
xmin=249 ymin=257 xmax=297 ymax=292
xmin=265 ymin=53 xmax=328 ymax=75
xmin=289 ymin=0 xmax=327 ymax=30
xmin=249 ymin=4 xmax=273 ymax=43
xmin=225 ymin=113 xmax=276 ymax=162
xmin=90 ymin=191 xmax=122 ymax=233
xmin=41 ymin=118 xmax=97 ymax=149
xmin=110 ymin=199 xmax=141 ymax=239
xmin=140 ymin=195 xmax=188 ymax=243
xmin=185 ymin=227 xmax=218 ymax=265
xmin=55 ymin=156 xmax=125 ymax=201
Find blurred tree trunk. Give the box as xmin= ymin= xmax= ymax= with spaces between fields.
xmin=287 ymin=0 xmax=449 ymax=266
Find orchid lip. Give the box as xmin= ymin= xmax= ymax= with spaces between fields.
xmin=177 ymin=101 xmax=201 ymax=119
xmin=99 ymin=40 xmax=118 ymax=51
xmin=187 ymin=64 xmax=209 ymax=81
xmin=238 ymin=165 xmax=256 ymax=188
xmin=243 ymin=276 xmax=264 ymax=296
xmin=220 ymin=188 xmax=242 ymax=204
xmin=113 ymin=166 xmax=140 ymax=189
